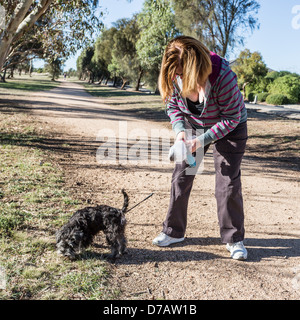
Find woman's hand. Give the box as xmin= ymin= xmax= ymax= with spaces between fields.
xmin=185 ymin=138 xmax=201 ymax=153
xmin=176 ymin=131 xmax=186 ymax=143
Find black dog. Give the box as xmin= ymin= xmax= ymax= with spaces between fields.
xmin=56 ymin=189 xmax=128 ymax=260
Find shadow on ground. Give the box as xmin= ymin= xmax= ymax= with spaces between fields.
xmin=80 ymin=236 xmax=300 ymax=264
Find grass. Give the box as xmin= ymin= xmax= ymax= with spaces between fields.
xmin=0 ymin=109 xmax=116 ymax=300
xmin=0 ymin=74 xmax=60 ymax=95
xmin=1 ymin=76 xmax=299 ymax=299
xmin=82 ymin=82 xmax=168 ymax=122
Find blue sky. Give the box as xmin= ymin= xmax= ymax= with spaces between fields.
xmin=40 ymin=0 xmax=300 ymax=74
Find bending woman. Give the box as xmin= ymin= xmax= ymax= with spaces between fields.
xmin=152 ymin=36 xmax=248 ymax=261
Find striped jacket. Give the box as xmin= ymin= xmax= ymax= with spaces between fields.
xmin=166 ymin=52 xmax=247 ymax=146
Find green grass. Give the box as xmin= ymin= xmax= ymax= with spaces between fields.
xmin=0 ymin=74 xmax=60 ymax=94
xmin=0 ymin=110 xmax=116 ymax=300
xmin=83 ymin=82 xmax=160 ymax=102
xmin=82 ymin=83 xmax=167 ymax=122
xmin=84 ymin=84 xmax=148 ymax=98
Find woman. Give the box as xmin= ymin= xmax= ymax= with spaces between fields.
xmin=153 ymin=36 xmax=248 ymax=260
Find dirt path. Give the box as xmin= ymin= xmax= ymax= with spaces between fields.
xmin=7 ymin=81 xmax=300 ymax=300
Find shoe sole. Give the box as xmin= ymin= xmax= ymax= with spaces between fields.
xmin=152 ymin=238 xmax=185 ymax=247
xmin=232 ymin=254 xmax=247 ymax=261
xmin=226 ymin=245 xmax=247 ymax=260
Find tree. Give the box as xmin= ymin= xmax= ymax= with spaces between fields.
xmin=0 ymin=0 xmax=102 ymax=80
xmin=44 ymin=56 xmax=63 ymax=80
xmin=92 ymin=27 xmax=118 ymax=85
xmin=136 ymin=0 xmax=179 ymax=92
xmin=77 ymin=46 xmax=96 ymax=82
xmin=172 ymin=0 xmax=260 ymax=57
xmin=108 ymin=16 xmax=143 ymax=90
xmin=231 ymin=49 xmax=268 ymax=99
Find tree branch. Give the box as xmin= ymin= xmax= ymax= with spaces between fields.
xmin=14 ymin=0 xmax=53 ymax=42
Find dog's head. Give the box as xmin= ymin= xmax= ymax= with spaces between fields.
xmin=55 ymin=227 xmax=84 ymax=260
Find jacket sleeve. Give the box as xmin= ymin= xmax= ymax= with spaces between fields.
xmin=200 ymin=68 xmax=244 ymax=146
xmin=166 ymin=90 xmax=185 ymax=136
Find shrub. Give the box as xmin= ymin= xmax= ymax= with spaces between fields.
xmin=266 ymin=94 xmax=289 ymax=105
xmin=268 ymin=75 xmax=300 ymax=103
xmin=247 ymin=92 xmax=255 ymax=102
xmin=257 ymin=92 xmax=269 ymax=102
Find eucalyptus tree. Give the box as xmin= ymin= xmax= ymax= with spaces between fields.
xmin=136 ymin=0 xmax=179 ymax=92
xmin=172 ymin=0 xmax=260 ymax=57
xmin=0 ymin=0 xmax=102 ymax=80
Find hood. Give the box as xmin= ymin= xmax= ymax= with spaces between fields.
xmin=209 ymin=51 xmax=222 ymax=87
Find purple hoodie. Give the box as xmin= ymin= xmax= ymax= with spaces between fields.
xmin=166 ymin=52 xmax=247 ymax=146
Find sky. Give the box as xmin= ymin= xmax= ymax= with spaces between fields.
xmin=35 ymin=0 xmax=300 ymax=74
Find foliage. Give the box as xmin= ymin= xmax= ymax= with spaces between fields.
xmin=136 ymin=0 xmax=179 ymax=91
xmin=266 ymin=94 xmax=289 ymax=105
xmin=231 ymin=49 xmax=268 ymax=98
xmin=257 ymin=92 xmax=269 ymax=102
xmin=267 ymin=75 xmax=300 ymax=103
xmin=76 ymin=46 xmax=96 ymax=82
xmin=44 ymin=57 xmax=64 ymax=80
xmin=172 ymin=0 xmax=260 ymax=57
xmin=108 ymin=16 xmax=143 ymax=90
xmin=92 ymin=27 xmax=118 ymax=83
xmin=247 ymin=92 xmax=255 ymax=102
xmin=0 ymin=0 xmax=103 ymax=80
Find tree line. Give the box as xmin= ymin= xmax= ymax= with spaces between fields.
xmin=0 ymin=0 xmax=260 ymax=87
xmin=77 ymin=0 xmax=260 ymax=92
xmin=2 ymin=1 xmax=297 ymax=104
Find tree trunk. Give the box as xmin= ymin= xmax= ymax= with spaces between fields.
xmin=135 ymin=68 xmax=144 ymax=91
xmin=0 ymin=69 xmax=7 ymax=82
xmin=29 ymin=59 xmax=32 ymax=77
xmin=112 ymin=76 xmax=117 ymax=87
xmin=121 ymin=79 xmax=127 ymax=90
xmin=99 ymin=75 xmax=104 ymax=84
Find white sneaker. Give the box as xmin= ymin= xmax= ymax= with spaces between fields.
xmin=152 ymin=232 xmax=184 ymax=247
xmin=226 ymin=241 xmax=248 ymax=260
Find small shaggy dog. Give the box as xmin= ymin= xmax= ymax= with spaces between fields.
xmin=56 ymin=189 xmax=128 ymax=261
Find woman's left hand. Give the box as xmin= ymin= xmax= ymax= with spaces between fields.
xmin=185 ymin=138 xmax=201 ymax=153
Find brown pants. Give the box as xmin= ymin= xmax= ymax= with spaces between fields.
xmin=162 ymin=121 xmax=248 ymax=243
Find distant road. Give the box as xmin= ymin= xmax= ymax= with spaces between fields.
xmin=245 ymin=102 xmax=300 ymax=120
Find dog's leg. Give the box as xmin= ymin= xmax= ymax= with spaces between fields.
xmin=105 ymin=233 xmax=120 ymax=260
xmin=117 ymin=234 xmax=127 ymax=255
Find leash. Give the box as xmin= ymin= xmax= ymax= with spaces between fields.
xmin=126 ymin=164 xmax=191 ymax=213
xmin=126 ymin=192 xmax=154 ymax=213
xmin=125 ymin=151 xmax=199 ymax=213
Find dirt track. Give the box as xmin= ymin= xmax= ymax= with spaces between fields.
xmin=7 ymin=81 xmax=300 ymax=300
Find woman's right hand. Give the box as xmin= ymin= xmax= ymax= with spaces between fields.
xmin=176 ymin=131 xmax=186 ymax=143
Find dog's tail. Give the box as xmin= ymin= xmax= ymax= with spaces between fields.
xmin=121 ymin=189 xmax=129 ymax=213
